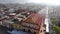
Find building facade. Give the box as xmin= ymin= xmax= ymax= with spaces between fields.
xmin=13 ymin=13 xmax=45 ymax=34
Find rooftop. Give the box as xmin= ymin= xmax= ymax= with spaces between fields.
xmin=23 ymin=13 xmax=44 ymax=25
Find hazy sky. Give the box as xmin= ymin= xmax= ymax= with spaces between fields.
xmin=0 ymin=0 xmax=60 ymax=5
xmin=0 ymin=0 xmax=28 ymax=3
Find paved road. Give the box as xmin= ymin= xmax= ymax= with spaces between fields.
xmin=49 ymin=18 xmax=54 ymax=34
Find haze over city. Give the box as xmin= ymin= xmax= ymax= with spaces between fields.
xmin=0 ymin=0 xmax=60 ymax=6
xmin=0 ymin=0 xmax=60 ymax=34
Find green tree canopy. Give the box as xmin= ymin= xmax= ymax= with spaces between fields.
xmin=53 ymin=26 xmax=60 ymax=34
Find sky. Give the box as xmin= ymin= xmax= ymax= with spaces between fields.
xmin=0 ymin=0 xmax=28 ymax=3
xmin=29 ymin=0 xmax=60 ymax=5
xmin=0 ymin=0 xmax=60 ymax=6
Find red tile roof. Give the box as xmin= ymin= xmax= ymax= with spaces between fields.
xmin=23 ymin=13 xmax=44 ymax=25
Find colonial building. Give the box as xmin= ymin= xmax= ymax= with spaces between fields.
xmin=13 ymin=13 xmax=45 ymax=34
xmin=0 ymin=9 xmax=45 ymax=34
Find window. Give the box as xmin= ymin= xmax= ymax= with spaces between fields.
xmin=28 ymin=30 xmax=31 ymax=32
xmin=19 ymin=26 xmax=21 ymax=28
xmin=34 ymin=25 xmax=38 ymax=29
xmin=23 ymin=29 xmax=25 ymax=31
xmin=40 ymin=30 xmax=42 ymax=32
xmin=44 ymin=30 xmax=46 ymax=32
xmin=14 ymin=25 xmax=17 ymax=28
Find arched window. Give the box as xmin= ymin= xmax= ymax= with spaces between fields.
xmin=15 ymin=25 xmax=17 ymax=28
xmin=44 ymin=30 xmax=46 ymax=32
xmin=28 ymin=30 xmax=31 ymax=32
xmin=19 ymin=26 xmax=21 ymax=28
xmin=23 ymin=29 xmax=25 ymax=31
xmin=40 ymin=30 xmax=42 ymax=32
